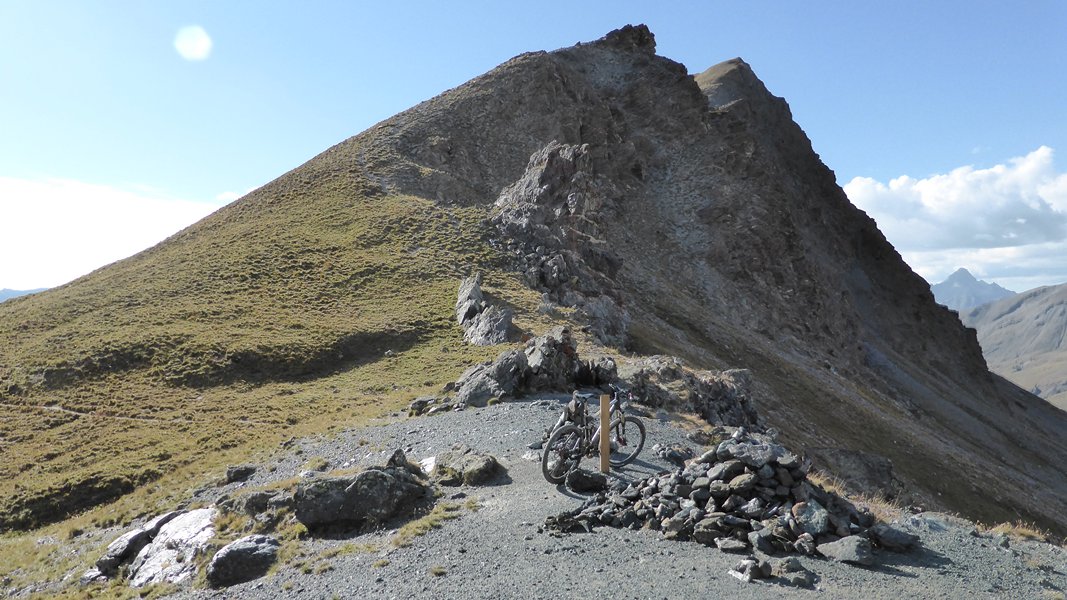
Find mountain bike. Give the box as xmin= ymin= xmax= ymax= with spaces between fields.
xmin=541 ymin=384 xmax=647 ymax=484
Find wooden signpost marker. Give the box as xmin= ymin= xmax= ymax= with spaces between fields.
xmin=600 ymin=394 xmax=611 ymax=473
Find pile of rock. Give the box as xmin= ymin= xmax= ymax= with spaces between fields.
xmin=543 ymin=428 xmax=918 ymax=573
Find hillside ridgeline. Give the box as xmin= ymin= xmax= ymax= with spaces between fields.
xmin=963 ymin=282 xmax=1067 ymax=411
xmin=1 ymin=23 xmax=1066 ymax=546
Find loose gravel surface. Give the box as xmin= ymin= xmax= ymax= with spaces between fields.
xmin=174 ymin=398 xmax=1067 ymax=600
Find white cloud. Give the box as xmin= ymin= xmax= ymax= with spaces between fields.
xmin=0 ymin=177 xmax=226 ymax=289
xmin=845 ymin=147 xmax=1067 ymax=290
xmin=174 ymin=25 xmax=212 ymax=61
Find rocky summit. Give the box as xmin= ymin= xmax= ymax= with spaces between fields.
xmin=1 ymin=23 xmax=1067 ymax=598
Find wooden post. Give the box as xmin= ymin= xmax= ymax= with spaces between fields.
xmin=600 ymin=394 xmax=610 ymax=473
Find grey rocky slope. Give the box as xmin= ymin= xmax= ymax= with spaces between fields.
xmin=962 ymin=282 xmax=1067 ymax=411
xmin=287 ymin=24 xmax=1067 ymax=535
xmin=139 ymin=401 xmax=1066 ymax=599
xmin=932 ymin=268 xmax=1016 ymax=311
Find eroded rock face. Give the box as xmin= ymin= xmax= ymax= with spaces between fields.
xmin=94 ymin=511 xmax=181 ymax=576
xmin=493 ymin=142 xmax=629 ymax=346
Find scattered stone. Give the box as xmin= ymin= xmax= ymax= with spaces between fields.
xmin=793 ymin=532 xmax=817 ymax=555
xmin=79 ymin=567 xmax=107 ymax=586
xmin=225 ymin=465 xmax=257 ymax=484
xmin=868 ymin=523 xmax=920 ymax=551
xmin=716 ymin=537 xmax=749 ymax=553
xmin=817 ymin=535 xmax=874 ymax=565
xmin=652 ymin=443 xmax=695 ymax=467
xmin=792 ymin=500 xmax=830 ymax=536
xmin=408 ymin=396 xmax=437 ymax=416
xmin=565 ymin=469 xmax=608 ymax=493
xmin=772 ymin=557 xmax=815 ymax=588
xmin=748 ymin=528 xmax=777 ymax=554
xmin=728 ymin=556 xmax=773 ymax=582
xmin=206 ymin=535 xmax=280 ymax=588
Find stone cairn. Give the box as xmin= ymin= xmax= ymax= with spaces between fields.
xmin=544 ymin=427 xmax=918 ymax=583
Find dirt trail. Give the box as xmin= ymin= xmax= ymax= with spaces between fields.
xmin=162 ymin=398 xmax=1066 ymax=600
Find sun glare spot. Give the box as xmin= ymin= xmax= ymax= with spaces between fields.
xmin=174 ymin=25 xmax=212 ymax=61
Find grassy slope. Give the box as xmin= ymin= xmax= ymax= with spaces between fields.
xmin=0 ymin=164 xmax=545 ymax=541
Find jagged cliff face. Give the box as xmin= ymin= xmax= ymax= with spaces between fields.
xmin=3 ymin=25 xmax=1066 ymax=536
xmin=290 ymin=25 xmax=1067 ymax=533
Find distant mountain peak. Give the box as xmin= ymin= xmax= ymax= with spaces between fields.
xmin=947 ymin=267 xmax=978 ymax=282
xmin=932 ymin=268 xmax=1014 ymax=310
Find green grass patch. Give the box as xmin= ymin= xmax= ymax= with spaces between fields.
xmin=390 ymin=502 xmax=465 ymax=548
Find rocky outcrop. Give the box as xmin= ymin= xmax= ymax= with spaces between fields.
xmin=206 ymin=534 xmax=280 ymax=588
xmin=456 ymin=273 xmax=516 ymax=346
xmin=619 ymin=357 xmax=760 ymax=429
xmin=452 ymin=348 xmax=529 ymax=407
xmin=493 ymin=142 xmax=629 ymax=346
xmin=127 ymin=508 xmax=217 ymax=587
xmin=293 ymin=449 xmax=429 ymax=529
xmin=92 ymin=511 xmax=181 ymax=577
xmin=446 ymin=329 xmax=757 ymax=435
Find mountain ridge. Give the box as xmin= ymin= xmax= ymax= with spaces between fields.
xmin=2 ymin=24 xmax=1066 ymax=547
xmin=963 ymin=282 xmax=1067 ymax=410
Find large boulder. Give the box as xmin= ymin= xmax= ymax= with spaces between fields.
xmin=293 ymin=450 xmax=428 ymax=528
xmin=431 ymin=445 xmax=505 ymax=486
xmin=453 ymin=349 xmax=529 ymax=407
xmin=816 ymin=535 xmax=874 ymax=565
xmin=206 ymin=534 xmax=280 ymax=588
xmin=128 ymin=508 xmax=216 ymax=587
xmin=464 ymin=305 xmax=516 ymax=346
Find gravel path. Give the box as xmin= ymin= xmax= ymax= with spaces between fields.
xmin=174 ymin=398 xmax=1067 ymax=600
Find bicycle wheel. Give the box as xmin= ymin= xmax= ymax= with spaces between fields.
xmin=542 ymin=424 xmax=583 ymax=484
xmin=608 ymin=416 xmax=646 ymax=467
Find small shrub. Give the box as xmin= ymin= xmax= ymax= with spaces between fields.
xmin=429 ymin=565 xmax=446 ymax=577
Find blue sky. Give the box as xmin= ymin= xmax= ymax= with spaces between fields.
xmin=2 ymin=1 xmax=1066 ymax=291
